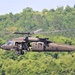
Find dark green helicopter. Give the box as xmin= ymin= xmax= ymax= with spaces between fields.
xmin=1 ymin=29 xmax=75 ymax=56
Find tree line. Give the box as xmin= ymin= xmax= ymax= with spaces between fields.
xmin=0 ymin=5 xmax=75 ymax=39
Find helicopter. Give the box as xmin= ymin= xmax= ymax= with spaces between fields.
xmin=1 ymin=29 xmax=75 ymax=55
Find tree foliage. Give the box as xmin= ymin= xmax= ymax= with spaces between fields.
xmin=0 ymin=49 xmax=75 ymax=75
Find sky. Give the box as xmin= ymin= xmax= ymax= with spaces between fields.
xmin=0 ymin=0 xmax=75 ymax=15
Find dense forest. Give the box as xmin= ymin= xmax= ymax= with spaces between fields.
xmin=0 ymin=5 xmax=75 ymax=75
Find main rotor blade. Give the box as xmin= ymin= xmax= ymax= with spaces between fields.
xmin=14 ymin=32 xmax=30 ymax=34
xmin=0 ymin=31 xmax=14 ymax=34
xmin=13 ymin=28 xmax=43 ymax=35
xmin=35 ymin=29 xmax=75 ymax=34
xmin=33 ymin=28 xmax=42 ymax=33
xmin=0 ymin=28 xmax=75 ymax=35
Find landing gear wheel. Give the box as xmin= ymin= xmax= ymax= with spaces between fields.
xmin=21 ymin=51 xmax=24 ymax=55
xmin=18 ymin=50 xmax=24 ymax=55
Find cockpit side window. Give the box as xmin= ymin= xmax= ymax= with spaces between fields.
xmin=6 ymin=41 xmax=12 ymax=45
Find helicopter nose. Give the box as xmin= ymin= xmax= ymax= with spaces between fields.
xmin=1 ymin=45 xmax=3 ymax=49
xmin=1 ymin=45 xmax=5 ymax=49
xmin=0 ymin=46 xmax=1 ymax=48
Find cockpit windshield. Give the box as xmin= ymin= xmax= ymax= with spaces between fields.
xmin=6 ymin=41 xmax=12 ymax=45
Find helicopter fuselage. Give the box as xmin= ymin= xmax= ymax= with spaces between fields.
xmin=1 ymin=36 xmax=75 ymax=55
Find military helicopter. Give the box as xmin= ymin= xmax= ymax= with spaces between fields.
xmin=1 ymin=29 xmax=75 ymax=56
